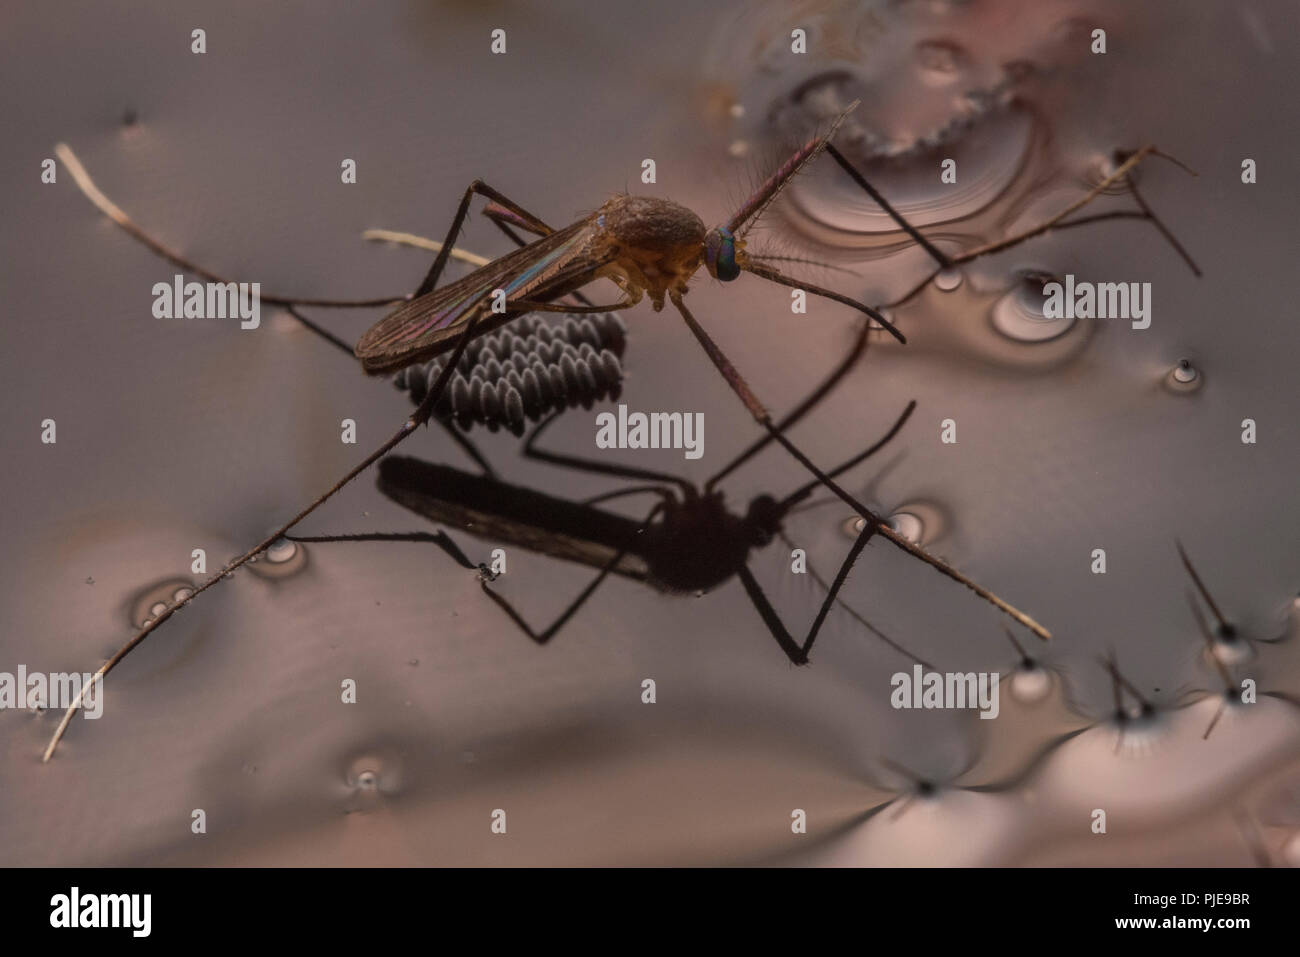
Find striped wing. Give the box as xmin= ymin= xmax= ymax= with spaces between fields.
xmin=356 ymin=217 xmax=609 ymax=373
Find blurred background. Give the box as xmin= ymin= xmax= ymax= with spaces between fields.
xmin=2 ymin=0 xmax=1298 ymax=865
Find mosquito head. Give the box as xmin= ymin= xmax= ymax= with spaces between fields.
xmin=744 ymin=493 xmax=783 ymax=545
xmin=703 ymin=226 xmax=741 ymax=281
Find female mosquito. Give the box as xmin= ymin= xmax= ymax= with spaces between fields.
xmin=45 ymin=101 xmax=1196 ymax=758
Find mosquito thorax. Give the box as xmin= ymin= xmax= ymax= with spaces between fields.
xmin=744 ymin=494 xmax=783 ymax=546
xmin=703 ymin=226 xmax=741 ymax=281
xmin=651 ymin=489 xmax=754 ymax=593
xmin=597 ymin=196 xmax=705 ymax=303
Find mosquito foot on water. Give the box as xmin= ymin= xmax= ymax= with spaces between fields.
xmin=477 ymin=564 xmax=500 ymax=583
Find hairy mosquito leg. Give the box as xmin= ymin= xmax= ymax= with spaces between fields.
xmin=738 ymin=521 xmax=878 ymax=665
xmin=669 ymin=289 xmax=1051 ymax=641
xmin=55 ymin=143 xmax=403 ymax=309
xmin=778 ymin=531 xmax=931 ymax=668
xmin=479 ymin=502 xmax=665 ymax=645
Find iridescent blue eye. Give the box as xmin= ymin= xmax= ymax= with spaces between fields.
xmin=705 ymin=226 xmax=740 ymax=282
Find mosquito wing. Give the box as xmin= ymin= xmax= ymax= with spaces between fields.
xmin=356 ymin=216 xmax=612 ymax=374
xmin=376 ymin=456 xmax=653 ymax=583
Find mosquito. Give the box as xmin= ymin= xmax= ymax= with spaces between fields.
xmin=45 ymin=101 xmax=1196 ymax=759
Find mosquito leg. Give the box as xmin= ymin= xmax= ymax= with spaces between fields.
xmin=705 ymin=319 xmax=871 ymax=492
xmin=736 ymin=521 xmax=877 ymax=664
xmin=951 ymin=146 xmax=1198 ymax=268
xmin=478 ymin=502 xmax=665 ymax=645
xmin=55 ymin=143 xmax=404 ymax=309
xmin=288 ymin=531 xmax=479 ymax=569
xmin=521 ymin=411 xmax=695 ymax=494
xmin=669 ymin=289 xmax=1051 ymax=641
xmin=412 ymin=180 xmax=556 ymax=298
xmin=742 ymin=260 xmax=906 ymax=344
xmin=825 ymin=143 xmax=953 ymax=269
xmin=41 ymin=304 xmax=493 ymax=761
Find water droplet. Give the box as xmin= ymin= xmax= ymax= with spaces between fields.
xmin=173 ymin=586 xmax=193 ymax=602
xmin=1010 ymin=666 xmax=1053 ymax=704
xmin=129 ymin=578 xmax=195 ymax=630
xmin=1205 ymin=634 xmax=1254 ymax=668
xmin=842 ymin=515 xmax=869 ymax=538
xmin=248 ymin=537 xmax=308 ymax=579
xmin=266 ymin=539 xmax=297 ymax=563
xmin=933 ymin=267 xmax=963 ymax=292
xmin=729 ymin=102 xmax=746 ymax=119
xmin=1164 ymin=358 xmax=1204 ymax=394
xmin=356 ymin=769 xmax=379 ymax=791
xmin=728 ymin=139 xmax=750 ymax=159
xmin=989 ymin=270 xmax=1075 ymax=342
xmin=886 ymin=511 xmax=925 ymax=544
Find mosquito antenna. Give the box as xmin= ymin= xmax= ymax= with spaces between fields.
xmin=727 ymin=100 xmax=859 ymax=237
xmin=746 ymin=252 xmax=858 ymax=276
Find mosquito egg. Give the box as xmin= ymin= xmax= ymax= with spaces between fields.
xmin=933 ymin=267 xmax=963 ymax=292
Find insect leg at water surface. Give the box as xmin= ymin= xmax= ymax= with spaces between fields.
xmin=43 ymin=99 xmax=1200 ymax=759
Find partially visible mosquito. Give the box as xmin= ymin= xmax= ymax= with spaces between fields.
xmin=45 ymin=100 xmax=1198 ymax=758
